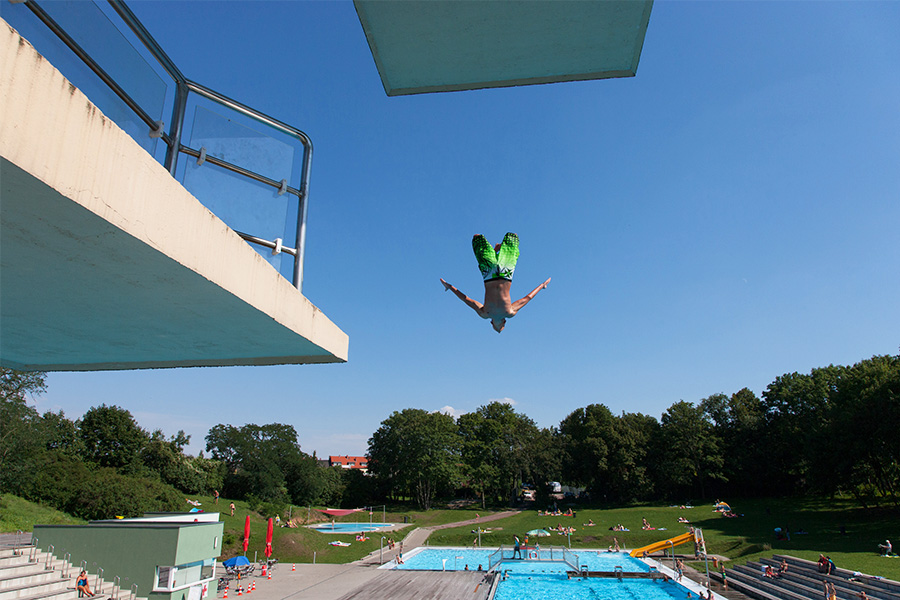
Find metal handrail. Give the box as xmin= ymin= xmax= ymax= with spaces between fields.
xmin=16 ymin=0 xmax=314 ymax=291
xmin=61 ymin=552 xmax=71 ymax=578
xmin=112 ymin=575 xmax=121 ymax=600
xmin=96 ymin=567 xmax=104 ymax=593
xmin=130 ymin=583 xmax=138 ymax=600
xmin=28 ymin=538 xmax=38 ymax=563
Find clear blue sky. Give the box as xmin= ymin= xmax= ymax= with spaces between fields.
xmin=37 ymin=1 xmax=900 ymax=458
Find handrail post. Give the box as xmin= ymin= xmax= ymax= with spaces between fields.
xmin=96 ymin=567 xmax=104 ymax=593
xmin=130 ymin=583 xmax=138 ymax=600
xmin=45 ymin=544 xmax=54 ymax=570
xmin=62 ymin=552 xmax=71 ymax=578
xmin=112 ymin=575 xmax=121 ymax=600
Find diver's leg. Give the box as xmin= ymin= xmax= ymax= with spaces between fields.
xmin=495 ymin=232 xmax=520 ymax=281
xmin=472 ymin=234 xmax=497 ymax=280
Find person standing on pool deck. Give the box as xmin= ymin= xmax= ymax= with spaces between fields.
xmin=513 ymin=535 xmax=522 ymax=558
xmin=441 ymin=233 xmax=550 ymax=333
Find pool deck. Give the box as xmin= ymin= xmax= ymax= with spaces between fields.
xmin=219 ymin=565 xmax=493 ymax=600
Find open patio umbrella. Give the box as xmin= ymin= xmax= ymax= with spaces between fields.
xmin=527 ymin=529 xmax=551 ymax=537
xmin=222 ymin=556 xmax=250 ymax=568
xmin=243 ymin=515 xmax=251 ymax=553
xmin=265 ymin=517 xmax=274 ymax=558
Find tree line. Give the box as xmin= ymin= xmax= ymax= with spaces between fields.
xmin=2 ymin=352 xmax=897 ymax=518
xmin=0 ymin=370 xmax=362 ymax=520
xmin=367 ymin=353 xmax=899 ymax=509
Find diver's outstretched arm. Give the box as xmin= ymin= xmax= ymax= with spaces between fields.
xmin=511 ymin=277 xmax=551 ymax=314
xmin=441 ymin=278 xmax=485 ymax=317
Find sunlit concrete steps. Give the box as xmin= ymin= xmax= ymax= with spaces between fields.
xmin=0 ymin=547 xmax=109 ymax=600
xmin=711 ymin=555 xmax=900 ymax=600
xmin=771 ymin=555 xmax=900 ymax=599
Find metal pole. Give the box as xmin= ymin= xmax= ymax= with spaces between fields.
xmin=380 ymin=537 xmax=385 ymax=564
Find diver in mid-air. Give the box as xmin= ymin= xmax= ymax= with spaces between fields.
xmin=441 ymin=232 xmax=550 ymax=333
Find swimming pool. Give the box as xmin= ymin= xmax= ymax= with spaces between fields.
xmin=309 ymin=522 xmax=395 ymax=533
xmin=494 ymin=573 xmax=687 ymax=600
xmin=393 ymin=548 xmax=647 ymax=573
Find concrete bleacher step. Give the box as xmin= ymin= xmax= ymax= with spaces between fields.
xmin=0 ymin=547 xmax=124 ymax=600
xmin=772 ymin=555 xmax=900 ymax=598
xmin=758 ymin=559 xmax=900 ymax=600
xmin=710 ymin=570 xmax=784 ymax=600
xmin=723 ymin=566 xmax=812 ymax=600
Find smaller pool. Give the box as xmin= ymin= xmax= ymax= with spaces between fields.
xmin=310 ymin=522 xmax=395 ymax=533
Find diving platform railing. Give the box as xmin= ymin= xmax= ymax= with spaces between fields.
xmin=3 ymin=0 xmax=312 ymax=291
xmin=487 ymin=545 xmax=579 ymax=572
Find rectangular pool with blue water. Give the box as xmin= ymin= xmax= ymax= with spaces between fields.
xmin=389 ymin=548 xmax=693 ymax=600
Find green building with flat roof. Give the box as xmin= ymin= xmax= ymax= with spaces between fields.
xmin=34 ymin=512 xmax=223 ymax=600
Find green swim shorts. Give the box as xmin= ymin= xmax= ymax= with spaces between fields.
xmin=473 ymin=233 xmax=519 ymax=282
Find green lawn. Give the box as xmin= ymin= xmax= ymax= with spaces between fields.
xmin=0 ymin=494 xmax=84 ymax=531
xmin=427 ymin=498 xmax=900 ymax=580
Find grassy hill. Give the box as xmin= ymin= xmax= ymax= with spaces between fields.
xmin=0 ymin=494 xmax=84 ymax=531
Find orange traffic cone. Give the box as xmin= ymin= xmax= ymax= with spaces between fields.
xmin=252 ymin=581 xmax=257 ymax=591
xmin=223 ymin=588 xmax=228 ymax=599
xmin=267 ymin=571 xmax=272 ymax=580
xmin=292 ymin=564 xmax=296 ymax=572
xmin=262 ymin=565 xmax=267 ymax=577
xmin=237 ymin=586 xmax=242 ymax=596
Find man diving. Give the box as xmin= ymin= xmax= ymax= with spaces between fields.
xmin=441 ymin=233 xmax=550 ymax=333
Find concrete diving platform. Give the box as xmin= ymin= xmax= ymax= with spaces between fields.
xmin=0 ymin=21 xmax=348 ymax=371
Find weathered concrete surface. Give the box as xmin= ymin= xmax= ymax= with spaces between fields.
xmin=0 ymin=20 xmax=348 ymax=370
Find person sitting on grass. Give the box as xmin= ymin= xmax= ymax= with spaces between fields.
xmin=878 ymin=540 xmax=892 ymax=556
xmin=75 ymin=570 xmax=94 ymax=597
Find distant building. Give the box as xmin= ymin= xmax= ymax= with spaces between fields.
xmin=329 ymin=455 xmax=368 ymax=472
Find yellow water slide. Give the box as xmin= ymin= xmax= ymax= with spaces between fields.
xmin=629 ymin=531 xmax=695 ymax=557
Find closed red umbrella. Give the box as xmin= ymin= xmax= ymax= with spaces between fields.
xmin=265 ymin=517 xmax=274 ymax=558
xmin=243 ymin=515 xmax=251 ymax=553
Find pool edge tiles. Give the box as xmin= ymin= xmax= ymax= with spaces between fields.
xmin=385 ymin=547 xmax=650 ymax=573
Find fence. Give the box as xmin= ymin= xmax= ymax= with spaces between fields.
xmin=4 ymin=0 xmax=313 ymax=290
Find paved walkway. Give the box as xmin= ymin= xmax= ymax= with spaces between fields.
xmin=226 ymin=510 xmax=520 ymax=600
xmin=354 ymin=510 xmax=520 ymax=566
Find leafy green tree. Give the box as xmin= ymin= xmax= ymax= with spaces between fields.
xmin=0 ymin=369 xmax=48 ymax=492
xmin=41 ymin=410 xmax=83 ymax=457
xmin=458 ymin=402 xmax=538 ymax=507
xmin=368 ymin=408 xmax=460 ymax=510
xmin=657 ymin=400 xmax=723 ymax=500
xmin=762 ymin=365 xmax=845 ymax=494
xmin=701 ymin=388 xmax=766 ymax=497
xmin=0 ymin=368 xmax=47 ymax=401
xmin=559 ymin=404 xmax=617 ymax=498
xmin=607 ymin=412 xmax=659 ymax=502
xmin=826 ymin=354 xmax=900 ymax=506
xmin=79 ymin=404 xmax=148 ymax=472
xmin=206 ymin=423 xmax=316 ymax=504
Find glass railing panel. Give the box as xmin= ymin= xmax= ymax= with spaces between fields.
xmin=2 ymin=1 xmax=169 ymax=155
xmin=182 ymin=98 xmax=305 ymax=188
xmin=180 ymin=119 xmax=299 ymax=281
